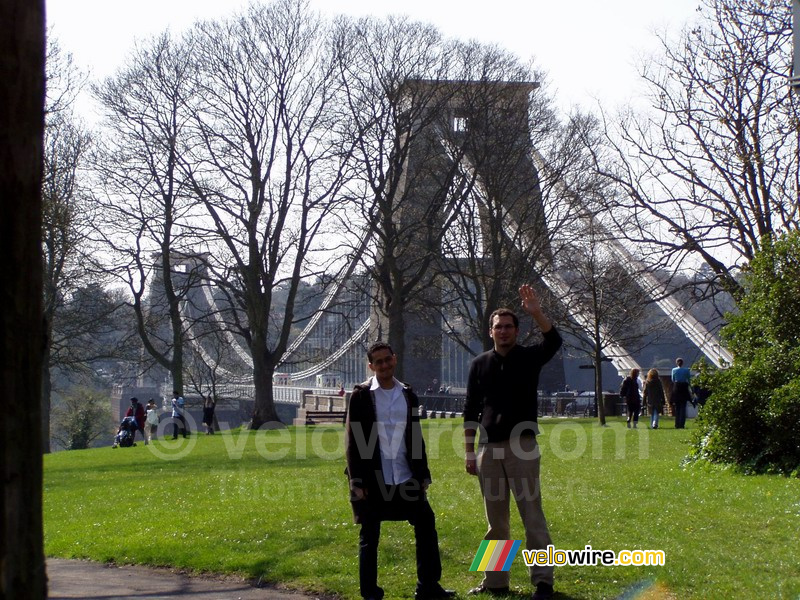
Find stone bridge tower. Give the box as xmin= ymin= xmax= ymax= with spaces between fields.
xmin=369 ymin=79 xmax=566 ymax=393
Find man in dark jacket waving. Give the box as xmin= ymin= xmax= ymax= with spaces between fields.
xmin=346 ymin=342 xmax=454 ymax=600
xmin=464 ymin=284 xmax=562 ymax=600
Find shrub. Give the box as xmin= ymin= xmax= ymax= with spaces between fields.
xmin=690 ymin=233 xmax=800 ymax=476
xmin=50 ymin=387 xmax=113 ymax=450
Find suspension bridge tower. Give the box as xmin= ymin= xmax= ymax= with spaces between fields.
xmin=369 ymin=78 xmax=567 ymax=393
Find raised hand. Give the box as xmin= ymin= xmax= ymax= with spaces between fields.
xmin=519 ymin=284 xmax=541 ymax=316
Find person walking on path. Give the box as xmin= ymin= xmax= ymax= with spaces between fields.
xmin=671 ymin=358 xmax=693 ymax=429
xmin=345 ymin=342 xmax=455 ymax=600
xmin=171 ymin=391 xmax=188 ymax=439
xmin=620 ymin=369 xmax=642 ymax=429
xmin=145 ymin=399 xmax=159 ymax=443
xmin=463 ymin=284 xmax=563 ymax=600
xmin=642 ymin=369 xmax=665 ymax=429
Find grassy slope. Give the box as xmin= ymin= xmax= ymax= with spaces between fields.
xmin=44 ymin=419 xmax=800 ymax=599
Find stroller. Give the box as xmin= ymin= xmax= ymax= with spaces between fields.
xmin=112 ymin=416 xmax=139 ymax=448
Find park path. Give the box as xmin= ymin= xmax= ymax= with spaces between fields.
xmin=47 ymin=558 xmax=326 ymax=600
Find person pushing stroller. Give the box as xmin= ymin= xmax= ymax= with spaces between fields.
xmin=112 ymin=415 xmax=139 ymax=448
xmin=112 ymin=397 xmax=146 ymax=447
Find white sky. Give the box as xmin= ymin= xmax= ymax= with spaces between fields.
xmin=45 ymin=0 xmax=700 ymax=115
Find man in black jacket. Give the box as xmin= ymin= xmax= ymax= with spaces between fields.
xmin=464 ymin=284 xmax=562 ymax=600
xmin=346 ymin=342 xmax=454 ymax=600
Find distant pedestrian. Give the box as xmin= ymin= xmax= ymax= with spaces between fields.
xmin=171 ymin=390 xmax=188 ymax=439
xmin=125 ymin=397 xmax=146 ymax=442
xmin=642 ymin=369 xmax=665 ymax=429
xmin=671 ymin=358 xmax=693 ymax=429
xmin=620 ymin=369 xmax=642 ymax=428
xmin=202 ymin=396 xmax=216 ymax=435
xmin=145 ymin=398 xmax=159 ymax=443
xmin=338 ymin=384 xmax=346 ymax=397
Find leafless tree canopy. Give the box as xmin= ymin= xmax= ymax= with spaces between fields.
xmin=92 ymin=31 xmax=199 ymax=394
xmin=42 ymin=37 xmax=111 ymax=453
xmin=81 ymin=0 xmax=798 ymax=426
xmin=592 ymin=0 xmax=799 ymax=300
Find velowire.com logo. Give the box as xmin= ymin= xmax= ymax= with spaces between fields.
xmin=469 ymin=540 xmax=521 ymax=572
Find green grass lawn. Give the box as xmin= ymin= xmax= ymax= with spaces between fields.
xmin=44 ymin=418 xmax=800 ymax=599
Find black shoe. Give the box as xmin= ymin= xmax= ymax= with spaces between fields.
xmin=363 ymin=586 xmax=384 ymax=600
xmin=468 ymin=585 xmax=510 ymax=595
xmin=416 ymin=584 xmax=456 ymax=600
xmin=531 ymin=582 xmax=553 ymax=600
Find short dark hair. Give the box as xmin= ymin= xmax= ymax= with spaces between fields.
xmin=489 ymin=308 xmax=519 ymax=328
xmin=367 ymin=341 xmax=394 ymax=362
xmin=676 ymin=358 xmax=684 ymax=366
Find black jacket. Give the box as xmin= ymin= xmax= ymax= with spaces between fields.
xmin=620 ymin=376 xmax=641 ymax=403
xmin=464 ymin=327 xmax=562 ymax=443
xmin=345 ymin=379 xmax=431 ymax=523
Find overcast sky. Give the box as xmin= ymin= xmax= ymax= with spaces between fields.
xmin=46 ymin=0 xmax=700 ymax=113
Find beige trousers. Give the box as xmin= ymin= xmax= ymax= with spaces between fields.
xmin=477 ymin=435 xmax=554 ymax=588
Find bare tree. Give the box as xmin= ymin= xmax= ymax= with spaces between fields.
xmin=40 ymin=37 xmax=95 ymax=452
xmin=436 ymin=44 xmax=582 ymax=357
xmin=183 ymin=324 xmax=248 ymax=431
xmin=92 ymin=31 xmax=199 ymax=395
xmin=594 ymin=0 xmax=799 ymax=302
xmin=551 ymin=219 xmax=661 ymax=425
xmin=184 ymin=0 xmax=349 ymax=428
xmin=331 ymin=16 xmax=484 ymax=384
xmin=1 ymin=0 xmax=47 ymax=594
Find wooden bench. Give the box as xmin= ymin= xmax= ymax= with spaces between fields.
xmin=302 ymin=410 xmax=346 ymax=425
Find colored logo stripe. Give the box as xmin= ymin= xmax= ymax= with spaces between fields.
xmin=469 ymin=540 xmax=521 ymax=571
xmin=469 ymin=541 xmax=490 ymax=571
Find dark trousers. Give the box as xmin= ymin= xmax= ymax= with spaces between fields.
xmin=673 ymin=382 xmax=690 ymax=428
xmin=358 ymin=482 xmax=442 ymax=599
xmin=172 ymin=414 xmax=187 ymax=438
xmin=626 ymin=400 xmax=641 ymax=424
xmin=674 ymin=400 xmax=688 ymax=428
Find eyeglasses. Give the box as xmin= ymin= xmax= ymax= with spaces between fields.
xmin=370 ymin=356 xmax=394 ymax=366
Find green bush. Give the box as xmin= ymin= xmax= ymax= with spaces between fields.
xmin=691 ymin=233 xmax=800 ymax=476
xmin=50 ymin=386 xmax=113 ymax=450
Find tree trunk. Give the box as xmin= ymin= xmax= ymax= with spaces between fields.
xmin=1 ymin=0 xmax=47 ymax=596
xmin=41 ymin=353 xmax=51 ymax=453
xmin=387 ymin=295 xmax=407 ymax=382
xmin=249 ymin=337 xmax=282 ymax=430
xmin=595 ymin=353 xmax=606 ymax=426
xmin=170 ymin=359 xmax=183 ymax=400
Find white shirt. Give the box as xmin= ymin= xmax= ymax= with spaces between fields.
xmin=146 ymin=407 xmax=159 ymax=426
xmin=370 ymin=376 xmax=413 ymax=485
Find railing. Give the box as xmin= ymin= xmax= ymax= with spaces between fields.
xmin=161 ymin=383 xmax=344 ymax=406
xmin=418 ymin=393 xmax=604 ymax=417
xmin=418 ymin=393 xmax=465 ymax=414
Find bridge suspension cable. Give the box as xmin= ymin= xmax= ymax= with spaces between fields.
xmin=278 ymin=229 xmax=371 ymax=365
xmin=440 ymin=138 xmax=642 ymax=375
xmin=530 ymin=150 xmax=733 ymax=369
